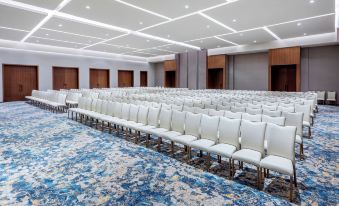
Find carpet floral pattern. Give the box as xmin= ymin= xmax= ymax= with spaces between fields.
xmin=0 ymin=102 xmax=338 ymax=205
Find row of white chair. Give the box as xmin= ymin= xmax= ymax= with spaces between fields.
xmin=26 ymin=90 xmax=67 ymax=112
xmin=68 ymin=98 xmax=298 ymax=201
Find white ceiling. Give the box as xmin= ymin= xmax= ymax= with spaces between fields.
xmin=0 ymin=0 xmax=336 ymax=60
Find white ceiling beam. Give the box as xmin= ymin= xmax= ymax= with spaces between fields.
xmin=263 ymin=27 xmax=281 ymax=40
xmin=199 ymin=12 xmax=237 ymax=33
xmin=21 ymin=0 xmax=72 ymax=42
xmin=214 ymin=36 xmax=239 ymax=46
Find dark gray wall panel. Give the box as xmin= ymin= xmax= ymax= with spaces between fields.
xmin=179 ymin=53 xmax=188 ymax=88
xmin=188 ymin=51 xmax=198 ymax=89
xmin=234 ymin=52 xmax=268 ymax=90
xmin=153 ymin=62 xmax=164 ymax=86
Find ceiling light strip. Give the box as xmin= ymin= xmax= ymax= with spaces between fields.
xmin=81 ymin=34 xmax=130 ymax=49
xmin=131 ymin=31 xmax=201 ymax=50
xmin=21 ymin=0 xmax=72 ymax=42
xmin=114 ymin=0 xmax=172 ymax=20
xmin=263 ymin=27 xmax=281 ymax=40
xmin=31 ymin=36 xmax=90 ymax=45
xmin=199 ymin=12 xmax=237 ymax=32
xmin=0 ymin=0 xmax=49 ymax=14
xmin=214 ymin=36 xmax=239 ymax=46
xmin=0 ymin=26 xmax=29 ymax=32
xmin=268 ymin=13 xmax=335 ymax=27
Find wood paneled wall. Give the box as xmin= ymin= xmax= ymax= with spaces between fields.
xmin=53 ymin=67 xmax=79 ymax=90
xmin=90 ymin=68 xmax=110 ymax=89
xmin=164 ymin=60 xmax=177 ymax=71
xmin=269 ymin=47 xmax=301 ymax=91
xmin=207 ymin=55 xmax=228 ymax=89
xmin=118 ymin=70 xmax=134 ymax=87
xmin=164 ymin=60 xmax=178 ymax=88
xmin=140 ymin=71 xmax=148 ymax=87
xmin=3 ymin=64 xmax=38 ymax=102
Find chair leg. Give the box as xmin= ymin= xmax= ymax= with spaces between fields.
xmin=206 ymin=153 xmax=211 ymax=170
xmin=308 ymin=126 xmax=312 ymax=138
xmin=108 ymin=123 xmax=112 ymax=134
xmin=187 ymin=147 xmax=191 ymax=161
xmin=146 ymin=134 xmax=150 ymax=147
xmin=289 ymin=176 xmax=293 ymax=202
xmin=300 ymin=143 xmax=304 ymax=160
xmin=232 ymin=159 xmax=235 ymax=178
xmin=218 ymin=155 xmax=221 ymax=163
xmin=257 ymin=167 xmax=260 ymax=189
xmin=267 ymin=169 xmax=269 ymax=178
xmin=293 ymin=165 xmax=297 ymax=187
xmin=170 ymin=141 xmax=174 ymax=156
xmin=157 ymin=137 xmax=162 ymax=151
xmin=229 ymin=158 xmax=232 ymax=179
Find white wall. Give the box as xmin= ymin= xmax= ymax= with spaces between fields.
xmin=0 ymin=48 xmax=154 ymax=102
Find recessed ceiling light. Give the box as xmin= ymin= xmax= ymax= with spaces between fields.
xmin=58 ymin=24 xmax=62 ymax=27
xmin=36 ymin=40 xmax=39 ymax=43
xmin=253 ymin=40 xmax=257 ymax=43
xmin=146 ymin=39 xmax=150 ymax=42
xmin=200 ymin=40 xmax=203 ymax=43
xmin=232 ymin=19 xmax=237 ymax=22
xmin=85 ymin=5 xmax=90 ymax=9
xmin=139 ymin=21 xmax=143 ymax=25
xmin=310 ymin=0 xmax=315 ymax=3
xmin=184 ymin=5 xmax=189 ymax=9
xmin=217 ymin=45 xmax=220 ymax=48
xmin=297 ymin=22 xmax=302 ymax=26
xmin=45 ymin=33 xmax=49 ymax=36
xmin=105 ymin=33 xmax=109 ymax=36
xmin=304 ymin=33 xmax=307 ymax=36
xmin=88 ymin=40 xmax=92 ymax=43
xmin=167 ymin=34 xmax=170 ymax=38
xmin=126 ymin=44 xmax=129 ymax=47
xmin=206 ymin=25 xmax=210 ymax=29
xmin=239 ymin=33 xmax=243 ymax=36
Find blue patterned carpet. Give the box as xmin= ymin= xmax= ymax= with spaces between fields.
xmin=0 ymin=102 xmax=338 ymax=205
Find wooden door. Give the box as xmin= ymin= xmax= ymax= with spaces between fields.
xmin=90 ymin=69 xmax=109 ymax=89
xmin=165 ymin=71 xmax=176 ymax=88
xmin=53 ymin=67 xmax=79 ymax=90
xmin=140 ymin=71 xmax=147 ymax=87
xmin=208 ymin=68 xmax=223 ymax=89
xmin=118 ymin=70 xmax=134 ymax=87
xmin=3 ymin=64 xmax=38 ymax=102
xmin=271 ymin=65 xmax=296 ymax=92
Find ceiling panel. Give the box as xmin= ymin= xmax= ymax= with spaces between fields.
xmin=33 ymin=28 xmax=103 ymax=45
xmin=219 ymin=29 xmax=276 ymax=45
xmin=138 ymin=48 xmax=174 ymax=56
xmin=186 ymin=37 xmax=234 ymax=49
xmin=60 ymin=0 xmax=166 ymax=30
xmin=26 ymin=37 xmax=88 ymax=49
xmin=269 ymin=15 xmax=335 ymax=39
xmin=123 ymin=0 xmax=226 ymax=18
xmin=14 ymin=0 xmax=64 ymax=9
xmin=85 ymin=43 xmax=136 ymax=54
xmin=204 ymin=0 xmax=335 ymax=31
xmin=105 ymin=34 xmax=165 ymax=49
xmin=143 ymin=14 xmax=232 ymax=42
xmin=125 ymin=51 xmax=157 ymax=58
xmin=0 ymin=5 xmax=46 ymax=30
xmin=0 ymin=27 xmax=28 ymax=41
xmin=43 ymin=17 xmax=125 ymax=39
xmin=156 ymin=44 xmax=196 ymax=53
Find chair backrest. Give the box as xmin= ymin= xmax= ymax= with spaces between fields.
xmin=95 ymin=99 xmax=103 ymax=113
xmin=278 ymin=106 xmax=295 ymax=113
xmin=240 ymin=120 xmax=266 ymax=155
xmin=193 ymin=103 xmax=204 ymax=108
xmin=231 ymin=106 xmax=246 ymax=113
xmin=78 ymin=97 xmax=85 ymax=109
xmin=129 ymin=104 xmax=139 ymax=122
xmin=113 ymin=102 xmax=123 ymax=118
xmin=171 ymin=105 xmax=183 ymax=111
xmin=247 ymin=103 xmax=262 ymax=109
xmin=101 ymin=100 xmax=108 ymax=114
xmin=57 ymin=94 xmax=67 ymax=105
xmin=161 ymin=104 xmax=171 ymax=110
xmin=317 ymin=91 xmax=325 ymax=100
xmin=194 ymin=107 xmax=209 ymax=115
xmin=205 ymin=104 xmax=217 ymax=110
xmin=261 ymin=115 xmax=285 ymax=126
xmin=147 ymin=107 xmax=160 ymax=127
xmin=159 ymin=109 xmax=172 ymax=130
xmin=217 ymin=105 xmax=230 ymax=111
xmin=295 ymin=104 xmax=311 ymax=123
xmin=171 ymin=110 xmax=186 ymax=133
xmin=137 ymin=106 xmax=149 ymax=124
xmin=266 ymin=124 xmax=296 ymax=163
xmin=262 ymin=109 xmax=281 ymax=117
xmin=262 ymin=105 xmax=277 ymax=111
xmin=106 ymin=102 xmax=115 ymax=116
xmin=200 ymin=115 xmax=219 ymax=142
xmin=208 ymin=109 xmax=225 ymax=116
xmin=184 ymin=112 xmax=202 ymax=137
xmin=121 ymin=103 xmax=130 ymax=120
xmin=91 ymin=99 xmax=98 ymax=111
xmin=183 ymin=106 xmax=195 ymax=113
xmin=282 ymin=112 xmax=303 ymax=136
xmin=327 ymin=91 xmax=336 ymax=100
xmin=218 ymin=117 xmax=241 ymax=149
xmin=246 ymin=108 xmax=262 ymax=115
xmin=224 ymin=111 xmax=242 ymax=119
xmin=242 ymin=113 xmax=262 ymax=122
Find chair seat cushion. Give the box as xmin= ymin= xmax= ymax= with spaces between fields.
xmin=208 ymin=143 xmax=236 ymax=158
xmin=260 ymin=155 xmax=294 ymax=176
xmin=295 ymin=135 xmax=302 ymax=144
xmin=303 ymin=121 xmax=310 ymax=127
xmin=66 ymin=100 xmax=78 ymax=105
xmin=125 ymin=122 xmax=145 ymax=130
xmin=160 ymin=131 xmax=182 ymax=140
xmin=232 ymin=149 xmax=262 ymax=167
xmin=137 ymin=125 xmax=156 ymax=133
xmin=171 ymin=135 xmax=198 ymax=146
xmin=148 ymin=128 xmax=169 ymax=137
xmin=189 ymin=139 xmax=215 ymax=151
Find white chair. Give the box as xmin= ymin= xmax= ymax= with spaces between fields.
xmin=208 ymin=109 xmax=225 ymax=117
xmin=183 ymin=106 xmax=195 ymax=113
xmin=148 ymin=109 xmax=173 ymax=150
xmin=242 ymin=113 xmax=262 ymax=122
xmin=278 ymin=106 xmax=295 ymax=113
xmin=171 ymin=104 xmax=183 ymax=111
xmin=217 ymin=105 xmax=230 ymax=111
xmin=189 ymin=115 xmax=220 ymax=165
xmin=316 ymin=91 xmax=325 ymax=105
xmin=159 ymin=111 xmax=186 ymax=150
xmin=295 ymin=104 xmax=312 ymax=138
xmin=283 ymin=112 xmax=304 ymax=159
xmin=231 ymin=106 xmax=246 ymax=113
xmin=260 ymin=124 xmax=297 ymax=201
xmin=263 ymin=109 xmax=281 ymax=117
xmin=262 ymin=105 xmax=277 ymax=111
xmin=208 ymin=117 xmax=241 ymax=178
xmin=246 ymin=108 xmax=262 ymax=115
xmin=194 ymin=107 xmax=209 ymax=115
xmin=121 ymin=104 xmax=139 ymax=136
xmin=171 ymin=112 xmax=202 ymax=156
xmin=232 ymin=120 xmax=266 ymax=189
xmin=261 ymin=115 xmax=285 ymax=126
xmin=135 ymin=107 xmax=160 ymax=145
xmin=326 ymin=91 xmax=336 ymax=105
